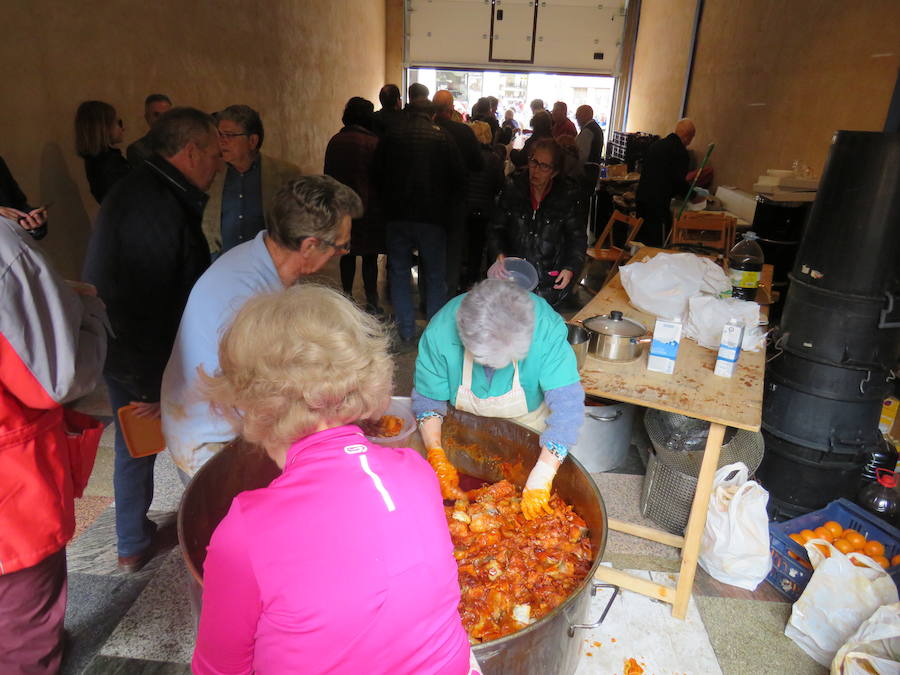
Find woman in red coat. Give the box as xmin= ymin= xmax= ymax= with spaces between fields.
xmin=324 ymin=97 xmax=386 ymax=315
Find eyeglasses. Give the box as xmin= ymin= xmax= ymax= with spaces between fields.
xmin=219 ymin=131 xmax=249 ymax=140
xmin=318 ymin=237 xmax=351 ymax=254
xmin=528 ymin=157 xmax=555 ymax=172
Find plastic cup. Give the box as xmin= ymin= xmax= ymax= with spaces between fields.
xmin=503 ymin=257 xmax=539 ymax=291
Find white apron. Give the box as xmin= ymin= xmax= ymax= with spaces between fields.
xmin=454 ymin=350 xmax=550 ymax=433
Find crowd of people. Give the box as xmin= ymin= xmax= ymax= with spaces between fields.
xmin=0 ymin=82 xmax=621 ymax=673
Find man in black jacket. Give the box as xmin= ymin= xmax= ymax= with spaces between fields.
xmin=83 ymin=107 xmax=222 ymax=572
xmin=372 ymin=84 xmax=404 ymax=138
xmin=376 ymin=100 xmax=465 ymax=345
xmin=433 ymin=89 xmax=484 ymax=295
xmin=635 ymin=118 xmax=696 ymax=247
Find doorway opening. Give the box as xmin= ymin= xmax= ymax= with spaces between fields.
xmin=407 ymin=67 xmax=616 ymax=133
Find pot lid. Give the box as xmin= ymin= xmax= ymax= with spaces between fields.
xmin=583 ymin=311 xmax=647 ymax=337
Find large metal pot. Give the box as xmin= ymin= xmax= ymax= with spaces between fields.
xmin=179 ymin=407 xmax=609 ymax=675
xmin=582 ymin=310 xmax=652 ymax=361
xmin=570 ymin=397 xmax=635 ymax=473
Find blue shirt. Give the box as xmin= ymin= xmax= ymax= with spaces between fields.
xmin=161 ymin=231 xmax=282 ymax=474
xmin=220 ymin=158 xmax=264 ymax=253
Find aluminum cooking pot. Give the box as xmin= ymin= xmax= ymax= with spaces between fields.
xmin=179 ymin=407 xmax=611 ymax=675
xmin=581 ymin=310 xmax=652 ymax=361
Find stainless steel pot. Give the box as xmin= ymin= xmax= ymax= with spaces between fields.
xmin=566 ymin=323 xmax=590 ymax=371
xmin=570 ymin=397 xmax=635 ymax=473
xmin=179 ymin=408 xmax=610 ymax=675
xmin=582 ymin=310 xmax=652 ymax=361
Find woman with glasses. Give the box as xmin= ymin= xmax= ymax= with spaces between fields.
xmin=75 ymin=100 xmax=131 ymax=203
xmin=487 ymin=138 xmax=587 ymax=308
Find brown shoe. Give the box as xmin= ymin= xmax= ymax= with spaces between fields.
xmin=117 ymin=548 xmax=153 ymax=573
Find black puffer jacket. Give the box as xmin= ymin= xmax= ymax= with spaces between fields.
xmin=375 ymin=110 xmax=464 ymax=227
xmin=487 ymin=172 xmax=587 ymax=305
xmin=83 ymin=155 xmax=210 ymax=400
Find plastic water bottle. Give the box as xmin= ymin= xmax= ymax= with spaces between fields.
xmin=728 ymin=231 xmax=764 ymax=301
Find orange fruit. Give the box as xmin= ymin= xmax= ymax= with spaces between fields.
xmin=863 ymin=540 xmax=885 ymax=557
xmin=852 ymin=557 xmax=869 ymax=567
xmin=891 ymin=554 xmax=900 ymax=567
xmin=823 ymin=521 xmax=843 ymax=538
xmin=845 ymin=531 xmax=866 ymax=551
xmin=873 ymin=555 xmax=890 ymax=569
xmin=833 ymin=539 xmax=854 ymax=554
xmin=789 ymin=533 xmax=805 ymax=546
xmin=813 ymin=543 xmax=831 ymax=558
xmin=843 ymin=528 xmax=859 ymax=540
xmin=814 ymin=527 xmax=833 ymax=543
xmin=799 ymin=529 xmax=817 ymax=543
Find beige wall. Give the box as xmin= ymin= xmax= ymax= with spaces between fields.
xmin=626 ymin=0 xmax=900 ymax=192
xmin=385 ymin=0 xmax=405 ymax=88
xmin=0 ymin=0 xmax=386 ymax=279
xmin=625 ymin=0 xmax=696 ymax=135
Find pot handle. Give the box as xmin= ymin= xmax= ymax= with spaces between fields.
xmin=587 ymin=410 xmax=623 ymax=422
xmin=567 ymin=582 xmax=619 ymax=637
xmin=631 ymin=336 xmax=653 ymax=345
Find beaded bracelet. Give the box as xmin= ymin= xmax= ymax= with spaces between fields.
xmin=544 ymin=441 xmax=569 ymax=462
xmin=416 ymin=411 xmax=444 ymax=425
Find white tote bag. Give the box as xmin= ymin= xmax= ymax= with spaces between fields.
xmin=831 ymin=602 xmax=900 ymax=674
xmin=698 ymin=462 xmax=771 ymax=590
xmin=786 ymin=541 xmax=899 ymax=666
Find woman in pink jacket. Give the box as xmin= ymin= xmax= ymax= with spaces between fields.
xmin=193 ymin=285 xmax=477 ymax=675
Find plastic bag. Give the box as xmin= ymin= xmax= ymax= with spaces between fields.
xmin=831 ymin=602 xmax=900 ymax=674
xmin=786 ymin=541 xmax=899 ymax=666
xmin=684 ymin=295 xmax=765 ymax=351
xmin=620 ymin=252 xmax=730 ymax=320
xmin=698 ymin=462 xmax=771 ymax=590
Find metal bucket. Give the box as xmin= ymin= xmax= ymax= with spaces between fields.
xmin=570 ymin=398 xmax=635 ymax=473
xmin=178 ymin=407 xmax=609 ymax=675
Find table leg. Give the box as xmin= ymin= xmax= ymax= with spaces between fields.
xmin=671 ymin=422 xmax=726 ymax=619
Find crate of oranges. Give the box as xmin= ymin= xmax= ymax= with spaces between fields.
xmin=767 ymin=498 xmax=900 ymax=601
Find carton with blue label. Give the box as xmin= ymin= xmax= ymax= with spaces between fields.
xmin=647 ymin=318 xmax=683 ymax=374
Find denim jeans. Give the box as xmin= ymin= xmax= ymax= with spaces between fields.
xmin=105 ymin=377 xmax=157 ymax=557
xmin=386 ymin=221 xmax=448 ymax=339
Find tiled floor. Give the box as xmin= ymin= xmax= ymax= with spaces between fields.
xmin=59 ymin=256 xmax=825 ymax=674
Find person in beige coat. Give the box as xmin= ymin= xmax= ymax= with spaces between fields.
xmin=202 ymin=105 xmax=302 ymax=256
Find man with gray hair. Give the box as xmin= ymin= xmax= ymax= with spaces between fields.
xmin=162 ymin=175 xmax=359 ymax=479
xmin=635 ymin=118 xmax=697 ymax=247
xmin=202 ymin=104 xmax=302 ymax=256
xmin=84 ymin=106 xmax=223 ymax=572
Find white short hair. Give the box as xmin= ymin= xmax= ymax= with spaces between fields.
xmin=456 ymin=280 xmax=534 ymax=369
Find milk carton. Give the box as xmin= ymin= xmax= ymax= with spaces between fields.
xmin=647 ymin=318 xmax=682 ymax=374
xmin=714 ymin=318 xmax=745 ymax=377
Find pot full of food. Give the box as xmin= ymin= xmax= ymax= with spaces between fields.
xmin=179 ymin=407 xmax=609 ymax=675
xmin=569 ymin=396 xmax=635 ymax=473
xmin=581 ymin=310 xmax=652 ymax=361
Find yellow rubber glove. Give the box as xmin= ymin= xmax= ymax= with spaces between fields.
xmin=521 ymin=456 xmax=558 ymax=520
xmin=427 ymin=446 xmax=464 ymax=500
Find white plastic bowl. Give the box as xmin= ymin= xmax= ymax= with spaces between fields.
xmin=364 ymin=396 xmax=416 ymax=444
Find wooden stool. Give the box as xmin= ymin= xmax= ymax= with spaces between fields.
xmin=671 ymin=211 xmax=736 ymax=251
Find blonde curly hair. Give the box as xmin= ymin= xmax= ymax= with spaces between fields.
xmin=200 ymin=284 xmax=393 ymax=453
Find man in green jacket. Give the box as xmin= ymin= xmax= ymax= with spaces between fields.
xmin=202 ymin=104 xmax=302 ymax=256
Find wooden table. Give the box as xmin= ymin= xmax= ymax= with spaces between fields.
xmin=572 ymin=246 xmax=764 ymax=619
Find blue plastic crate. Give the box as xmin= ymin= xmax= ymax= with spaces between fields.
xmin=766 ymin=498 xmax=900 ymax=602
